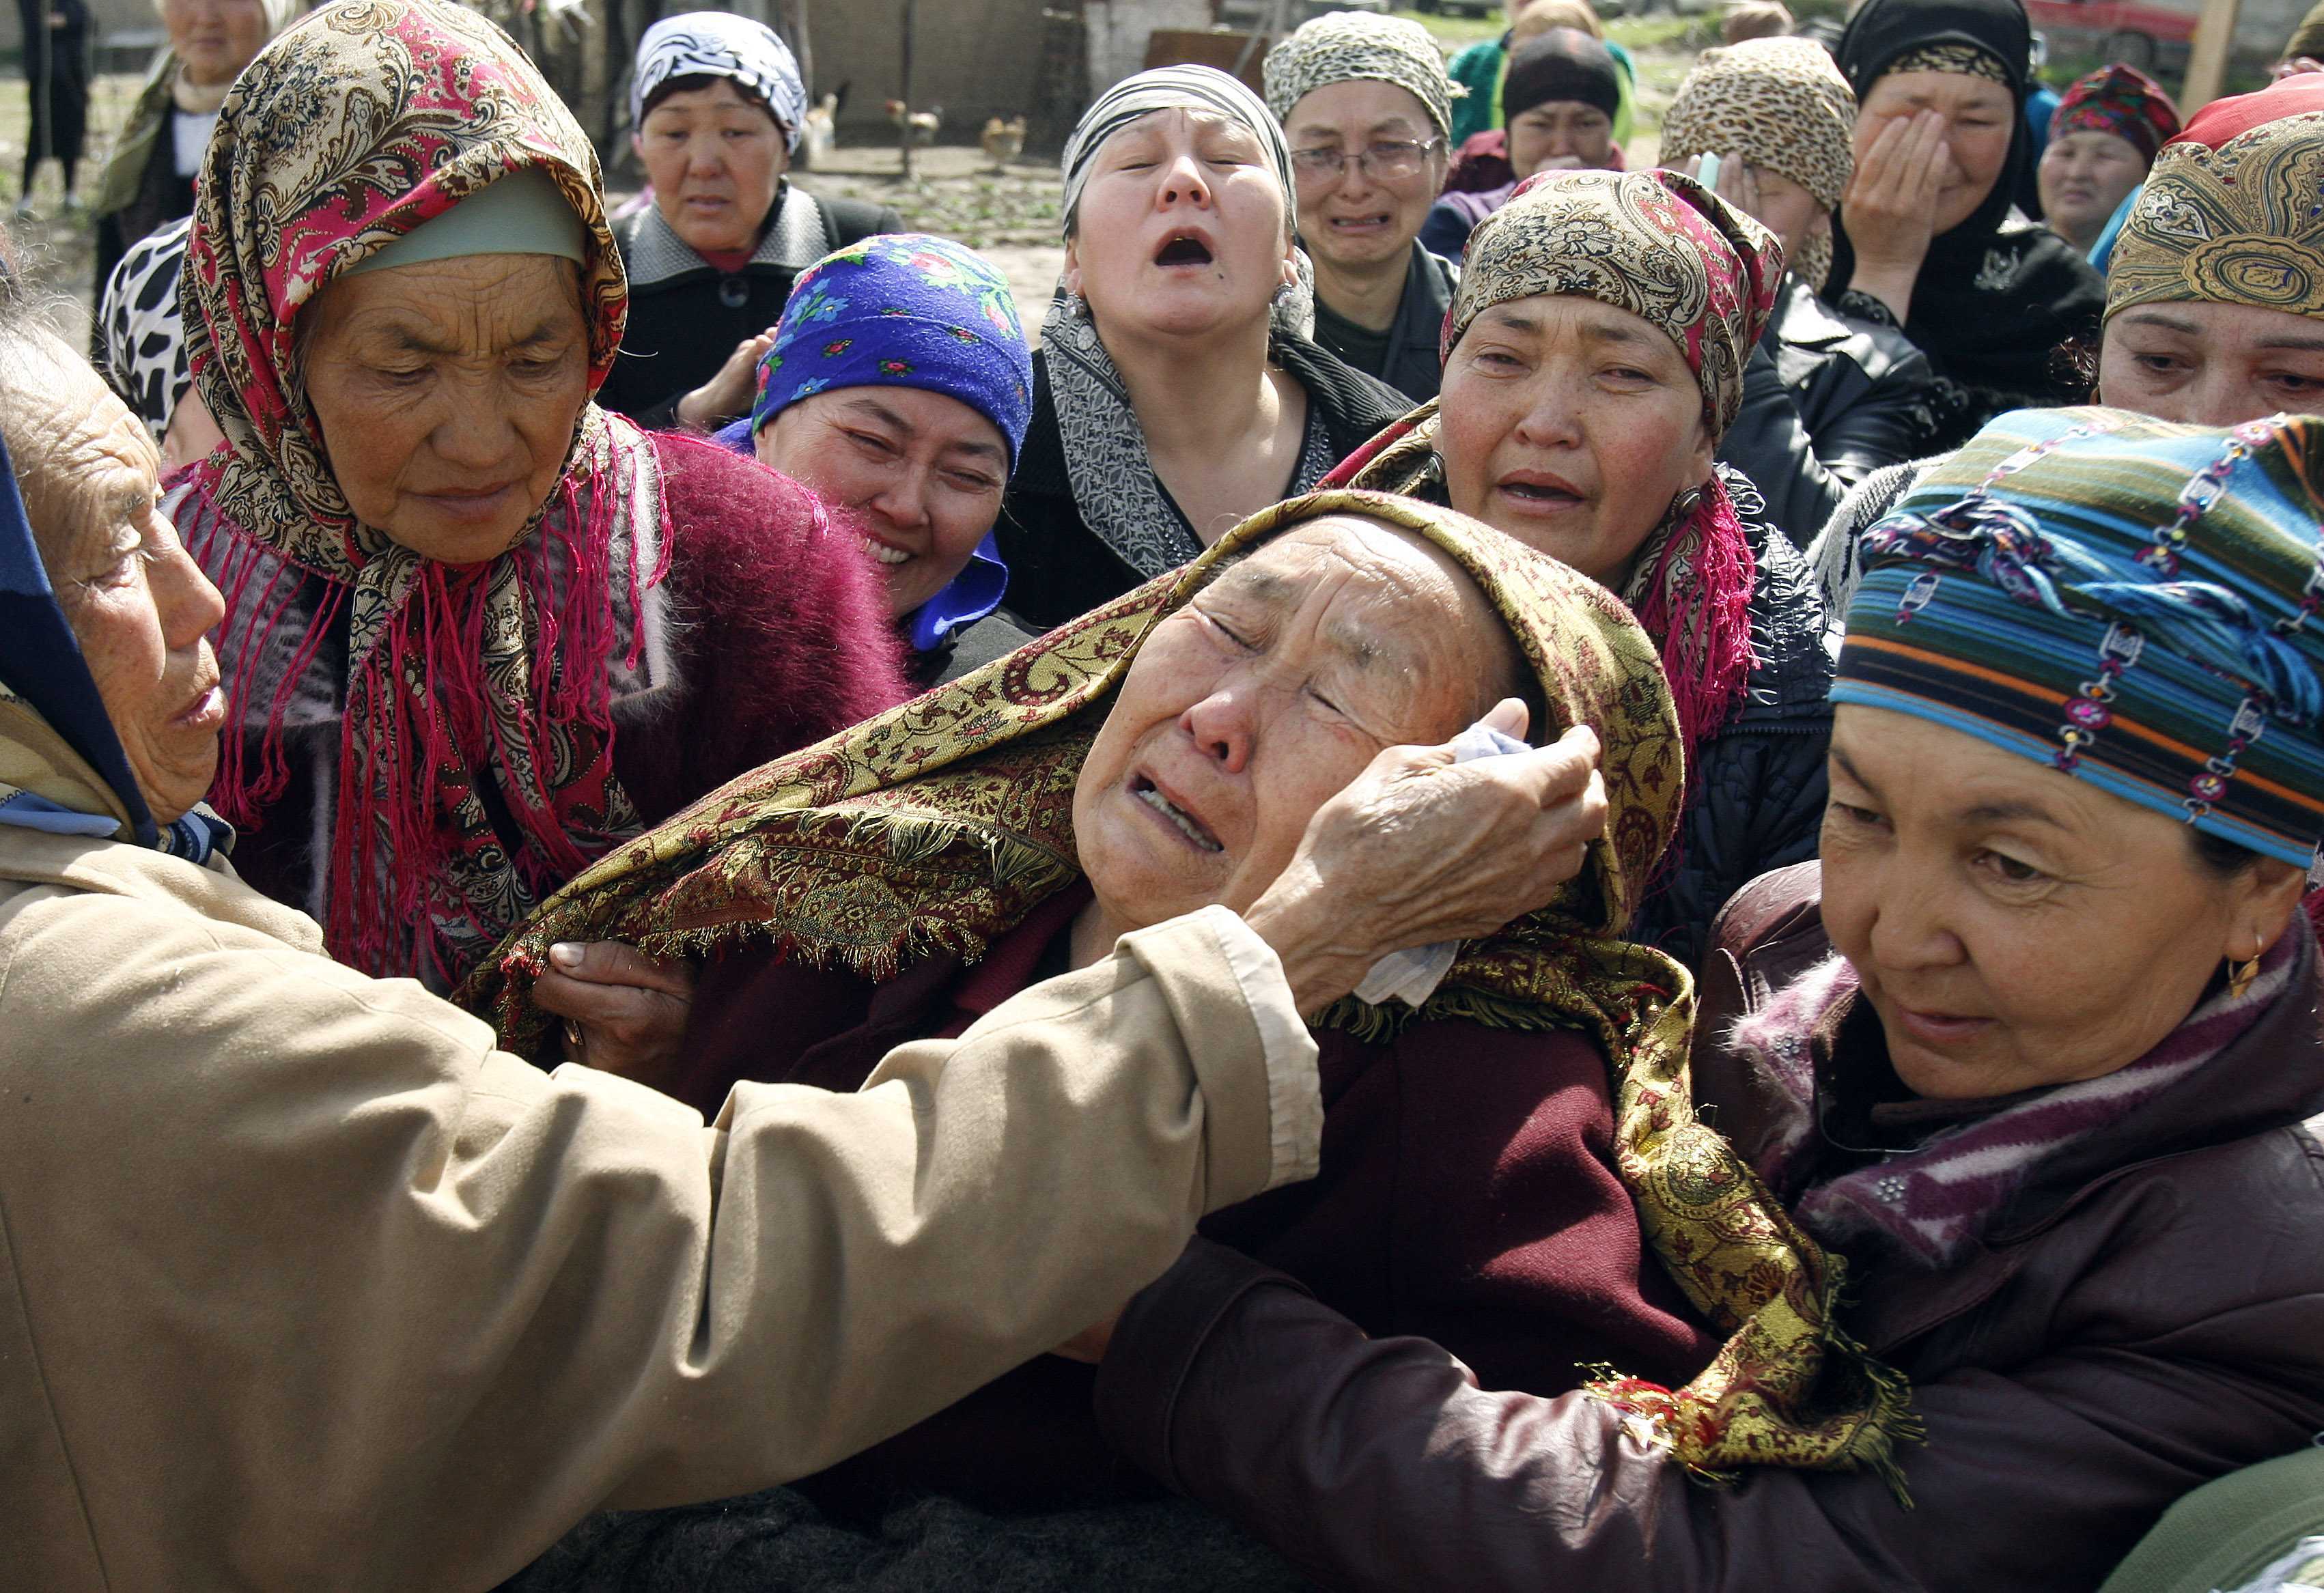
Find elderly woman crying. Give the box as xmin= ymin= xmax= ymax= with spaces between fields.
xmin=1333 ymin=168 xmax=1834 ymax=962
xmin=473 ymin=492 xmax=1733 ymax=1527
xmin=175 ymin=0 xmax=908 ymax=989
xmin=1076 ymin=409 xmax=2324 ymax=1593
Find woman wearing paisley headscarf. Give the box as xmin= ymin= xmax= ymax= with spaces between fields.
xmin=1659 ymin=36 xmax=1937 ymax=541
xmin=173 ymin=0 xmax=908 ymax=991
xmin=597 ymin=12 xmax=903 ymax=429
xmin=2037 ymin=65 xmax=2180 ymax=256
xmin=473 ymin=492 xmax=1914 ymax=1536
xmin=2099 ymin=79 xmax=2324 ymax=427
xmin=994 ymin=66 xmax=1405 ymax=630
xmin=1329 ymin=169 xmax=1833 ymax=965
xmin=1075 ymin=410 xmax=2324 ymax=1593
xmin=1825 ymin=0 xmax=2104 ymax=450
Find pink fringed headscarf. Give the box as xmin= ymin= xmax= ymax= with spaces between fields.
xmin=176 ymin=0 xmax=670 ymax=987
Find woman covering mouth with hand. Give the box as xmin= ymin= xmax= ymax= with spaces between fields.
xmin=994 ymin=66 xmax=1407 ymax=630
xmin=1332 ymin=167 xmax=1834 ymax=964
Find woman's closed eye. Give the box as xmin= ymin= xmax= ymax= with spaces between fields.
xmin=1826 ymin=798 xmax=1886 ymax=830
xmin=1195 ymin=607 xmax=1258 ymax=650
xmin=844 ymin=428 xmax=901 ymax=460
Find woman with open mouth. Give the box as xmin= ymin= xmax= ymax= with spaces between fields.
xmin=1261 ymin=12 xmax=1461 ymax=404
xmin=475 ymin=489 xmax=1754 ymax=1552
xmin=993 ymin=66 xmax=1408 ymax=631
xmin=171 ymin=0 xmax=910 ymax=991
xmin=1331 ymin=167 xmax=1833 ymax=965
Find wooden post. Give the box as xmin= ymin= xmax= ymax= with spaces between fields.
xmin=2182 ymin=0 xmax=2243 ymax=115
xmin=787 ymin=0 xmax=813 ymax=101
xmin=899 ymin=0 xmax=919 ymax=180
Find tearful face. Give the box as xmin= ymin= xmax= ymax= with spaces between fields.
xmin=1070 ymin=515 xmax=1516 ymax=938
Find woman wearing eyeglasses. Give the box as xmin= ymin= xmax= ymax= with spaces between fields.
xmin=1264 ymin=14 xmax=1460 ymax=403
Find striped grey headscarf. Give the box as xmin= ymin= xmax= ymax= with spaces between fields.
xmin=1060 ymin=65 xmax=1294 ymax=236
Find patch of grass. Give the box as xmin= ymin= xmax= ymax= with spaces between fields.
xmin=1392 ymin=8 xmax=1510 ymax=52
xmin=1606 ymin=14 xmax=1709 ymax=53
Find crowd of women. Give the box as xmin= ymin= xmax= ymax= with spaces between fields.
xmin=3 ymin=0 xmax=2324 ymax=1587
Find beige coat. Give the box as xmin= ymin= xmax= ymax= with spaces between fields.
xmin=0 ymin=700 xmax=1319 ymax=1590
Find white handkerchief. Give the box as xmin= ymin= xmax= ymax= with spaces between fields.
xmin=1351 ymin=720 xmax=1532 ymax=1008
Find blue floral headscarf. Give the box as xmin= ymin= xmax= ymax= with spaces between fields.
xmin=719 ymin=235 xmax=1034 ymax=654
xmin=748 ymin=233 xmax=1033 ymax=463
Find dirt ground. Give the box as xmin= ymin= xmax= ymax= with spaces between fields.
xmin=787 ymin=143 xmax=1069 ymax=343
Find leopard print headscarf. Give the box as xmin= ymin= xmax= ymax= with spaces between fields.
xmin=1658 ymin=38 xmax=1856 ymax=290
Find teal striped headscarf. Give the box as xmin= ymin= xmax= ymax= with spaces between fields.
xmin=1836 ymin=406 xmax=2324 ymax=866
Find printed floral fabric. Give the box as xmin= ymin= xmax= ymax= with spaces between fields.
xmin=178 ymin=0 xmax=671 ymax=983
xmin=750 ymin=232 xmax=1033 ymax=460
xmin=1446 ymin=169 xmax=1783 ymax=433
xmin=2052 ymin=63 xmax=2181 ymax=161
xmin=467 ymin=489 xmax=1917 ymax=1486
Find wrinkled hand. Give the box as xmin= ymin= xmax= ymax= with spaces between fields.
xmin=675 ymin=328 xmax=779 ymax=431
xmin=1842 ymin=111 xmax=1952 ymax=319
xmin=532 ymin=940 xmax=695 ymax=1084
xmin=1242 ymin=700 xmax=1607 ymax=1015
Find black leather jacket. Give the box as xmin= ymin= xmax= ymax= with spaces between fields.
xmin=1718 ymin=278 xmax=1937 ymax=548
xmin=1630 ymin=476 xmax=1834 ymax=970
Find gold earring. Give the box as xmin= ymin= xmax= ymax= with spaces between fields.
xmin=2228 ymin=953 xmax=2261 ymax=999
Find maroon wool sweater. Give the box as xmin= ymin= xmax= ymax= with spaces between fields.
xmin=675 ymin=883 xmax=1720 ymax=1519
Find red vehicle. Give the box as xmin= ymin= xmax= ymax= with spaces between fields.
xmin=2024 ymin=0 xmax=2196 ymax=70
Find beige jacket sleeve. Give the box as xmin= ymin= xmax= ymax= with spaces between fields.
xmin=0 ymin=860 xmax=1317 ymax=1593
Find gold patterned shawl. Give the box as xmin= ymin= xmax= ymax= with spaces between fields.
xmin=2108 ymin=109 xmax=2324 ymax=321
xmin=464 ymin=490 xmax=1916 ymax=1484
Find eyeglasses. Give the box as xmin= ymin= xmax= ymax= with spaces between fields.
xmin=1289 ymin=139 xmax=1444 ymax=185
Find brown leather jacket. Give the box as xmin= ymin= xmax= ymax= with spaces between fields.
xmin=1095 ymin=864 xmax=2324 ymax=1593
